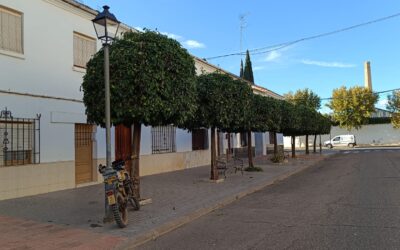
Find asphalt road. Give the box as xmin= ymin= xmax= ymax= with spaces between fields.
xmin=139 ymin=148 xmax=400 ymax=250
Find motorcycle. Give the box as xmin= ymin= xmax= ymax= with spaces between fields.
xmin=98 ymin=158 xmax=140 ymax=228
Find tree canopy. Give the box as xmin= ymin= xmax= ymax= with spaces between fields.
xmin=284 ymin=88 xmax=321 ymax=110
xmin=82 ymin=30 xmax=197 ymax=128
xmin=327 ymin=86 xmax=378 ymax=131
xmin=193 ymin=72 xmax=253 ymax=131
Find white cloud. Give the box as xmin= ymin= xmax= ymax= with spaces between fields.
xmin=377 ymin=99 xmax=389 ymax=108
xmin=161 ymin=32 xmax=183 ymax=40
xmin=301 ymin=59 xmax=356 ymax=68
xmin=253 ymin=66 xmax=265 ymax=71
xmin=264 ymin=51 xmax=281 ymax=62
xmin=134 ymin=26 xmax=144 ymax=32
xmin=182 ymin=40 xmax=206 ymax=49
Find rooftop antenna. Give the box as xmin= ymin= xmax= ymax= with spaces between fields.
xmin=239 ymin=13 xmax=249 ymax=60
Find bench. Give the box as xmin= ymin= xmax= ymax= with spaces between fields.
xmin=216 ymin=156 xmax=244 ymax=178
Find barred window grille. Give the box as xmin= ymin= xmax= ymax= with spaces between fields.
xmin=0 ymin=6 xmax=23 ymax=54
xmin=151 ymin=125 xmax=176 ymax=154
xmin=73 ymin=32 xmax=96 ymax=68
xmin=0 ymin=108 xmax=41 ymax=167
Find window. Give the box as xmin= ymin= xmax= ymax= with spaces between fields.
xmin=0 ymin=6 xmax=23 ymax=54
xmin=192 ymin=129 xmax=208 ymax=150
xmin=333 ymin=137 xmax=340 ymax=142
xmin=73 ymin=32 xmax=96 ymax=68
xmin=151 ymin=125 xmax=176 ymax=154
xmin=0 ymin=109 xmax=40 ymax=167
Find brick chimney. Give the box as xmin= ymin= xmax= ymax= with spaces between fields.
xmin=364 ymin=61 xmax=372 ymax=90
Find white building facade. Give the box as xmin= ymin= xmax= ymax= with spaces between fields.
xmin=0 ymin=0 xmax=282 ymax=201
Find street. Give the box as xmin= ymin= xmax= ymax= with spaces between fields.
xmin=139 ymin=148 xmax=400 ymax=250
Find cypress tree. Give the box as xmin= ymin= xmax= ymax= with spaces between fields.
xmin=243 ymin=50 xmax=254 ymax=84
xmin=240 ymin=59 xmax=244 ymax=78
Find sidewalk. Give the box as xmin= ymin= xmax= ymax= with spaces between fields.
xmin=0 ymin=152 xmax=335 ymax=249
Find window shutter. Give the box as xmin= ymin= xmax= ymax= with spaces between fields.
xmin=0 ymin=7 xmax=23 ymax=54
xmin=73 ymin=32 xmax=96 ymax=68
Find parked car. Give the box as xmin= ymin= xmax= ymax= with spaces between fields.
xmin=324 ymin=135 xmax=356 ymax=148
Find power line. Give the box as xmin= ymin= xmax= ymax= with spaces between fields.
xmin=205 ymin=11 xmax=400 ymax=60
xmin=296 ymin=88 xmax=400 ymax=102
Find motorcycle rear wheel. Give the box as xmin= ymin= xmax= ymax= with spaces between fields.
xmin=111 ymin=192 xmax=128 ymax=228
xmin=128 ymin=183 xmax=141 ymax=211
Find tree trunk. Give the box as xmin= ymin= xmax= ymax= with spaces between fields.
xmin=227 ymin=133 xmax=231 ymax=161
xmin=273 ymin=132 xmax=278 ymax=156
xmin=313 ymin=134 xmax=317 ymax=153
xmin=210 ymin=127 xmax=218 ymax=180
xmin=217 ymin=130 xmax=220 ymax=157
xmin=305 ymin=134 xmax=309 ymax=155
xmin=131 ymin=122 xmax=141 ymax=199
xmin=247 ymin=130 xmax=254 ymax=168
xmin=291 ymin=135 xmax=296 ymax=158
xmin=319 ymin=134 xmax=322 ymax=154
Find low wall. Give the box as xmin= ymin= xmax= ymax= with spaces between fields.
xmin=234 ymin=147 xmax=255 ymax=158
xmin=0 ymin=161 xmax=75 ymax=201
xmin=140 ymin=149 xmax=210 ymax=176
xmin=0 ymin=150 xmax=211 ymax=201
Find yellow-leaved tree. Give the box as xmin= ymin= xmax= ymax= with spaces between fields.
xmin=328 ymin=86 xmax=378 ymax=131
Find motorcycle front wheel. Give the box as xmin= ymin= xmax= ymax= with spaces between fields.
xmin=111 ymin=192 xmax=128 ymax=228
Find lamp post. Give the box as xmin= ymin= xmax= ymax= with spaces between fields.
xmin=92 ymin=5 xmax=120 ymax=222
xmin=92 ymin=5 xmax=120 ymax=170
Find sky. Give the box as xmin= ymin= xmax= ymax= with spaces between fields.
xmin=81 ymin=0 xmax=400 ymax=112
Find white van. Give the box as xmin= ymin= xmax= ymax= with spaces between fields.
xmin=324 ymin=135 xmax=356 ymax=148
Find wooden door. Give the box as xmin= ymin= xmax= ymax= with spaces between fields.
xmin=115 ymin=124 xmax=132 ymax=174
xmin=75 ymin=124 xmax=94 ymax=184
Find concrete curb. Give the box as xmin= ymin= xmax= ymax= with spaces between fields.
xmin=116 ymin=154 xmax=335 ymax=250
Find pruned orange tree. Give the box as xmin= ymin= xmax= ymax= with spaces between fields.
xmin=82 ymin=30 xmax=197 ymax=198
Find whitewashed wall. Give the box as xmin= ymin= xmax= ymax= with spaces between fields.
xmin=0 ymin=0 xmax=97 ymax=99
xmin=284 ymin=124 xmax=400 ymax=148
xmin=0 ymin=92 xmax=114 ymax=162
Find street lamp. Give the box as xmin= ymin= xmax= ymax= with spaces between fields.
xmin=92 ymin=6 xmax=120 ymax=171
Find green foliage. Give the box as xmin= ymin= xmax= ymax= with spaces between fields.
xmin=327 ymin=86 xmax=378 ymax=131
xmin=387 ymin=90 xmax=400 ymax=128
xmin=270 ymin=153 xmax=286 ymax=163
xmin=193 ymin=72 xmax=253 ymax=131
xmin=312 ymin=113 xmax=331 ymax=135
xmin=280 ymin=100 xmax=301 ymax=136
xmin=243 ymin=50 xmax=254 ymax=83
xmin=284 ymin=88 xmax=321 ymax=110
xmin=82 ymin=30 xmax=197 ymax=128
xmin=367 ymin=117 xmax=392 ymax=125
xmin=241 ymin=94 xmax=279 ymax=133
xmin=239 ymin=59 xmax=244 ymax=78
xmin=244 ymin=166 xmax=263 ymax=172
xmin=280 ymin=100 xmax=331 ymax=136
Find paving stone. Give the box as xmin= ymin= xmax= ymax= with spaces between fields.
xmin=0 ymin=152 xmax=333 ymax=249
